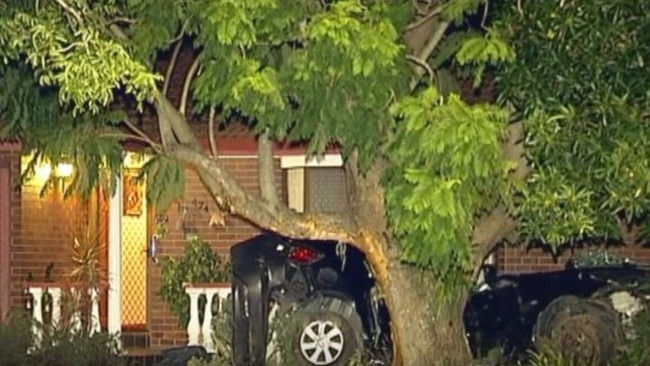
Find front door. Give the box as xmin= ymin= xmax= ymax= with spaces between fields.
xmin=120 ymin=168 xmax=149 ymax=331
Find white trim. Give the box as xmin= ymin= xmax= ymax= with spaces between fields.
xmin=107 ymin=175 xmax=123 ymax=343
xmin=280 ymin=154 xmax=343 ymax=169
xmin=286 ymin=168 xmax=305 ymax=213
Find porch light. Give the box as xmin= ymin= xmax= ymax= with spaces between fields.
xmin=34 ymin=164 xmax=52 ymax=179
xmin=34 ymin=162 xmax=74 ymax=179
xmin=55 ymin=163 xmax=74 ymax=178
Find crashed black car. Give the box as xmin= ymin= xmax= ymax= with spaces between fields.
xmin=464 ymin=262 xmax=650 ymax=363
xmin=230 ymin=233 xmax=390 ymax=366
xmin=224 ymin=233 xmax=650 ymax=366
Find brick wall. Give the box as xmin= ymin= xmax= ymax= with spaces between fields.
xmin=0 ymin=142 xmax=21 ymax=317
xmin=12 ymin=166 xmax=93 ymax=310
xmin=148 ymin=156 xmax=284 ymax=348
xmin=498 ymin=243 xmax=650 ymax=273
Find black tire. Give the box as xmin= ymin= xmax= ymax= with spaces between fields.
xmin=290 ymin=297 xmax=364 ymax=366
xmin=534 ymin=295 xmax=623 ymax=366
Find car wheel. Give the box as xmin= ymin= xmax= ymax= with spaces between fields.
xmin=534 ymin=295 xmax=623 ymax=366
xmin=291 ymin=297 xmax=363 ymax=366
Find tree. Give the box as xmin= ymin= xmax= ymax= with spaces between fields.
xmin=495 ymin=0 xmax=650 ymax=247
xmin=0 ymin=1 xmax=520 ymax=365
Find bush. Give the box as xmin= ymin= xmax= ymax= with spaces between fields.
xmin=0 ymin=311 xmax=123 ymax=366
xmin=159 ymin=236 xmax=230 ymax=327
xmin=612 ymin=309 xmax=650 ymax=366
xmin=0 ymin=312 xmax=33 ymax=366
xmin=30 ymin=329 xmax=123 ymax=366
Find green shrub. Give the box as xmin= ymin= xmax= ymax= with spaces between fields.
xmin=612 ymin=309 xmax=650 ymax=366
xmin=0 ymin=312 xmax=33 ymax=366
xmin=30 ymin=329 xmax=123 ymax=366
xmin=159 ymin=236 xmax=230 ymax=327
xmin=0 ymin=311 xmax=123 ymax=366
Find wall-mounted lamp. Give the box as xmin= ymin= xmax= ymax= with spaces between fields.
xmin=34 ymin=162 xmax=74 ymax=179
xmin=55 ymin=163 xmax=74 ymax=178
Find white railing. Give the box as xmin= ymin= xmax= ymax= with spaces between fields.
xmin=184 ymin=282 xmax=231 ymax=353
xmin=25 ymin=282 xmax=102 ymax=345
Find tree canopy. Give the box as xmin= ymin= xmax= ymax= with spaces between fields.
xmin=496 ymin=0 xmax=650 ymax=247
xmin=0 ymin=0 xmax=515 ymax=290
xmin=2 ymin=0 xmax=649 ymax=364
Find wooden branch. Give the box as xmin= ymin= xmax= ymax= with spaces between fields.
xmin=163 ymin=37 xmax=184 ymax=96
xmin=153 ymin=94 xmax=179 ymax=147
xmin=257 ymin=129 xmax=279 ymax=205
xmin=108 ymin=17 xmax=135 ymax=26
xmin=480 ymin=1 xmax=489 ymax=30
xmin=503 ymin=121 xmax=529 ymax=182
xmin=404 ymin=4 xmax=445 ymax=32
xmin=408 ymin=19 xmax=451 ymax=91
xmin=168 ymin=20 xmax=189 ymax=45
xmin=179 ymin=56 xmax=201 ymax=116
xmin=100 ymin=132 xmax=162 ymax=152
xmin=108 ymin=24 xmax=128 ymax=40
xmin=153 ymin=92 xmax=200 ymax=148
xmin=54 ymin=0 xmax=83 ymax=26
xmin=470 ymin=120 xmax=530 ymax=279
xmin=470 ymin=206 xmax=516 ymax=280
xmin=120 ymin=119 xmax=159 ymax=147
xmin=168 ymin=145 xmax=360 ymax=245
xmin=406 ymin=55 xmax=434 ymax=86
xmin=208 ymin=106 xmax=218 ymax=159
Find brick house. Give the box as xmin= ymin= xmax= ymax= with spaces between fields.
xmin=0 ymin=132 xmax=350 ymax=350
xmin=2 ymin=62 xmax=649 ymax=351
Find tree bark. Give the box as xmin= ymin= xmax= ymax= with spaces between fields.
xmin=257 ymin=129 xmax=279 ymax=205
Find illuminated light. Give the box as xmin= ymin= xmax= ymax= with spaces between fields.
xmin=288 ymin=246 xmax=324 ymax=265
xmin=55 ymin=163 xmax=74 ymax=178
xmin=34 ymin=164 xmax=52 ymax=179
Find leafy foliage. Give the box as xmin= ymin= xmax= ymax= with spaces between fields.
xmin=0 ymin=311 xmax=123 ymax=366
xmin=0 ymin=0 xmax=521 ymax=315
xmin=495 ymin=0 xmax=650 ymax=247
xmin=190 ymin=0 xmax=411 ymax=169
xmin=0 ymin=66 xmax=123 ymax=198
xmin=385 ymin=86 xmax=512 ymax=294
xmin=159 ymin=236 xmax=230 ymax=327
xmin=139 ymin=154 xmax=186 ymax=212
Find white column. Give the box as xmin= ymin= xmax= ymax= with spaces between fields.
xmin=201 ymin=290 xmax=218 ymax=352
xmin=90 ymin=288 xmax=101 ymax=335
xmin=28 ymin=287 xmax=44 ymax=347
xmin=108 ymin=174 xmax=123 ymax=342
xmin=186 ymin=288 xmax=202 ymax=346
xmin=70 ymin=288 xmax=82 ymax=333
xmin=49 ymin=287 xmax=62 ymax=328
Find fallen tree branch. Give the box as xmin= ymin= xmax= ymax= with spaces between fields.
xmin=168 ymin=144 xmax=361 ymax=245
xmin=153 ymin=91 xmax=199 ymax=147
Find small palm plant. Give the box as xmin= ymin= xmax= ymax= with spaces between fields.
xmin=63 ymin=226 xmax=106 ymax=334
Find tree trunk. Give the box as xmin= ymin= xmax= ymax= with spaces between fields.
xmin=345 ymin=156 xmax=473 ymax=366
xmin=384 ymin=261 xmax=472 ymax=366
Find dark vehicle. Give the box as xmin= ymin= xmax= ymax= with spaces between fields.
xmin=231 ymin=233 xmax=390 ymax=366
xmin=464 ymin=262 xmax=650 ymax=363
